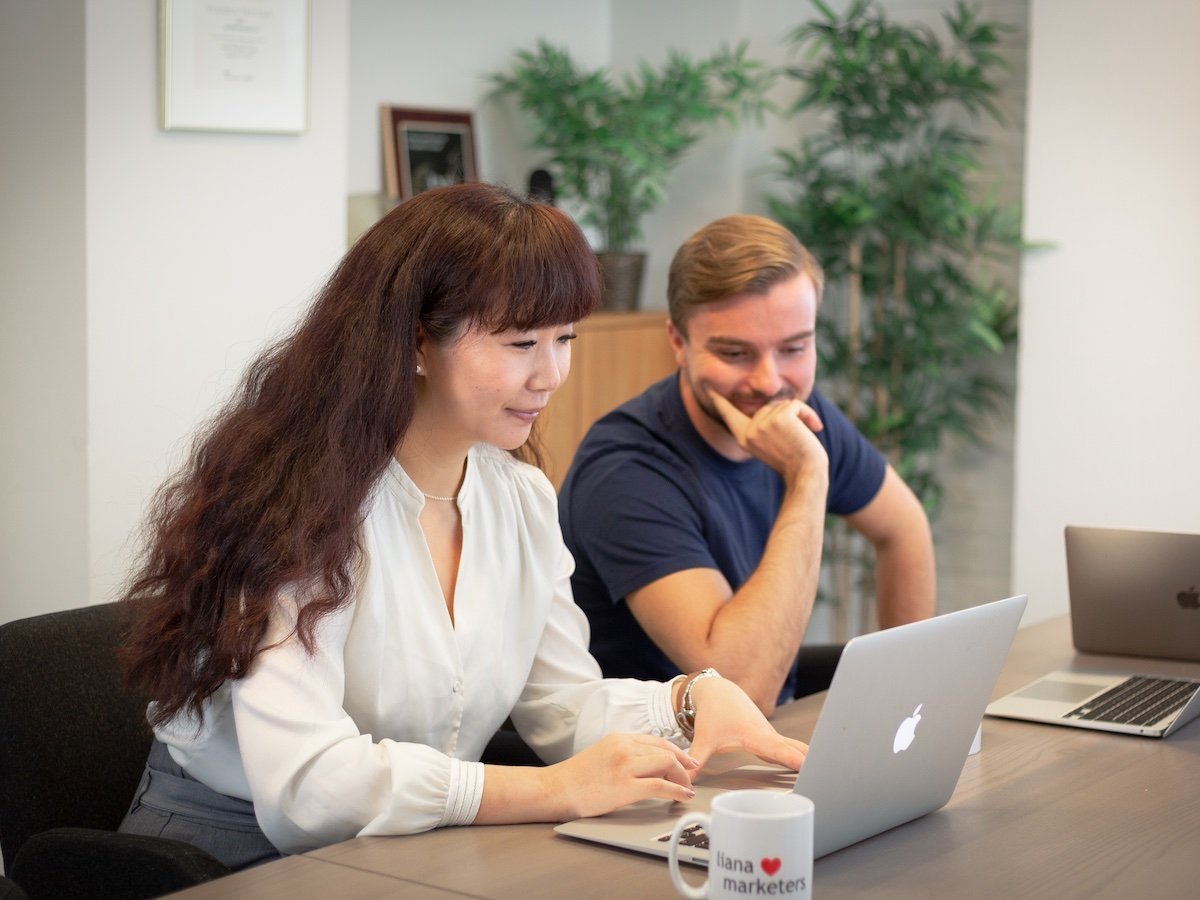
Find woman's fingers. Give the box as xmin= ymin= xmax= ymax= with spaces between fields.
xmin=698 ymin=724 xmax=808 ymax=773
xmin=621 ymin=735 xmax=699 ymax=788
xmin=684 ymin=676 xmax=810 ymax=773
xmin=557 ymin=728 xmax=805 ymax=821
xmin=639 ymin=778 xmax=697 ymax=804
xmin=566 ymin=734 xmax=701 ymax=810
xmin=746 ymin=733 xmax=808 ymax=772
xmin=629 ymin=731 xmax=700 ymax=760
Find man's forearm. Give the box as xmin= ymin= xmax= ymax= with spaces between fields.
xmin=872 ymin=529 xmax=936 ymax=628
xmin=702 ymin=474 xmax=827 ymax=713
xmin=845 ymin=466 xmax=936 ymax=629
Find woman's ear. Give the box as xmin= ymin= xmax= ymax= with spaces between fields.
xmin=414 ymin=325 xmax=428 ymax=376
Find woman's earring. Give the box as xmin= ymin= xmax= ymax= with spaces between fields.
xmin=415 ymin=364 xmax=423 ymax=375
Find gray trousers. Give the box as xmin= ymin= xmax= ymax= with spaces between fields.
xmin=119 ymin=739 xmax=284 ymax=871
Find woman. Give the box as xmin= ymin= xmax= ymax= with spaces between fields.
xmin=118 ymin=183 xmax=807 ymax=870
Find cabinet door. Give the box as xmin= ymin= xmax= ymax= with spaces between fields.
xmin=537 ymin=312 xmax=676 ymax=487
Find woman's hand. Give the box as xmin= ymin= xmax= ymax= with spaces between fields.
xmin=477 ymin=680 xmax=804 ymax=827
xmin=686 ymin=675 xmax=809 ymax=771
xmin=540 ymin=733 xmax=701 ymax=820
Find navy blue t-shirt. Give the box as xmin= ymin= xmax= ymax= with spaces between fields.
xmin=558 ymin=373 xmax=886 ymax=705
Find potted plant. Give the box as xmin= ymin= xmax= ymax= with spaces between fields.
xmin=767 ymin=0 xmax=1027 ymax=637
xmin=490 ymin=40 xmax=774 ymax=309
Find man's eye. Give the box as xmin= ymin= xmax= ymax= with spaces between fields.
xmin=716 ymin=350 xmax=747 ymax=361
xmin=783 ymin=344 xmax=808 ymax=355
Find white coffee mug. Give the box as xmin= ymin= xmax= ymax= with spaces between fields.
xmin=668 ymin=789 xmax=814 ymax=900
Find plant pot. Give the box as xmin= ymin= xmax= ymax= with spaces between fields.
xmin=596 ymin=252 xmax=645 ymax=311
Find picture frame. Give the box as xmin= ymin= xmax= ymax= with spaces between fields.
xmin=159 ymin=0 xmax=310 ymax=134
xmin=380 ymin=106 xmax=478 ymax=200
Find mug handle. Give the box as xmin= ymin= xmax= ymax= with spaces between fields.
xmin=668 ymin=811 xmax=711 ymax=899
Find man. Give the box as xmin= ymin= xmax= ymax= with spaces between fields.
xmin=558 ymin=215 xmax=935 ymax=715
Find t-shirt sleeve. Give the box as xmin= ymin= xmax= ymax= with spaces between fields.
xmin=564 ymin=446 xmax=717 ymax=605
xmin=812 ymin=389 xmax=887 ymax=515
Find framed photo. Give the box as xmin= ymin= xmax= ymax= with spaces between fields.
xmin=380 ymin=106 xmax=477 ymax=200
xmin=159 ymin=0 xmax=310 ymax=134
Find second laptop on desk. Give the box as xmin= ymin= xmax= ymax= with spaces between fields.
xmin=556 ymin=594 xmax=1027 ymax=864
xmin=986 ymin=525 xmax=1200 ymax=738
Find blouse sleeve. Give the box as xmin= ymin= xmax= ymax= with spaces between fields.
xmin=230 ymin=599 xmax=484 ymax=855
xmin=507 ymin=536 xmax=685 ymax=763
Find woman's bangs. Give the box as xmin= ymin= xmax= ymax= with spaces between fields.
xmin=481 ymin=209 xmax=601 ymax=333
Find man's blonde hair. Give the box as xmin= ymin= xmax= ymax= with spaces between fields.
xmin=667 ymin=215 xmax=824 ymax=334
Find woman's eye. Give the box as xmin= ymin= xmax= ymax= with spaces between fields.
xmin=512 ymin=340 xmax=537 ymax=350
xmin=557 ymin=333 xmax=578 ymax=344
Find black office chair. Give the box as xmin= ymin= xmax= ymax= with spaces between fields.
xmin=0 ymin=602 xmax=230 ymax=899
xmin=482 ymin=718 xmax=545 ymax=767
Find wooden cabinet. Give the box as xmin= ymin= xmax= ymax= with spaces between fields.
xmin=537 ymin=311 xmax=677 ymax=487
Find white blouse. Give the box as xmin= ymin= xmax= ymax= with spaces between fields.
xmin=153 ymin=444 xmax=682 ymax=855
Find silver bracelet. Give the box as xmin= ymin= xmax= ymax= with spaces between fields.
xmin=675 ymin=667 xmax=719 ymax=739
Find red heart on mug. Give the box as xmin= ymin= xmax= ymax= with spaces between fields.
xmin=760 ymin=857 xmax=782 ymax=876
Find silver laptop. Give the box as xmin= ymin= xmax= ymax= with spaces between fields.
xmin=555 ymin=594 xmax=1027 ymax=863
xmin=1066 ymin=525 xmax=1200 ymax=661
xmin=986 ymin=527 xmax=1200 ymax=738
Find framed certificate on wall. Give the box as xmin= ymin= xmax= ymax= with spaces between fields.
xmin=159 ymin=0 xmax=310 ymax=134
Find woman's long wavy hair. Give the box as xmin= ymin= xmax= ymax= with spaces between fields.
xmin=121 ymin=182 xmax=601 ymax=727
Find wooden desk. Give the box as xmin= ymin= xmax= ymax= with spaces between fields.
xmin=174 ymin=618 xmax=1200 ymax=898
xmin=169 ymin=852 xmax=464 ymax=898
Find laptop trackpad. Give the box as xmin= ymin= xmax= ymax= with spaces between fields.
xmin=1015 ymin=679 xmax=1101 ymax=703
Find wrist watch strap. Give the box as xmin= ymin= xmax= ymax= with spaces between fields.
xmin=675 ymin=667 xmax=719 ymax=739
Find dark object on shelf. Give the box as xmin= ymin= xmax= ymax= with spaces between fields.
xmin=528 ymin=168 xmax=555 ymax=205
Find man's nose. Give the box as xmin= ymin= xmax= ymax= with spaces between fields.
xmin=747 ymin=354 xmax=783 ymax=397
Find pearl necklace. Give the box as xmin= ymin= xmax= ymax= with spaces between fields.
xmin=421 ymin=491 xmax=458 ymax=502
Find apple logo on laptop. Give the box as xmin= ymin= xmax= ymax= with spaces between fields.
xmin=1177 ymin=586 xmax=1199 ymax=610
xmin=893 ymin=704 xmax=923 ymax=754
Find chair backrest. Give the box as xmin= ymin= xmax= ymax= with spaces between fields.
xmin=0 ymin=603 xmax=154 ymax=871
xmin=0 ymin=873 xmax=31 ymax=900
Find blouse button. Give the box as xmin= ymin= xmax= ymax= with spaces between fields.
xmin=451 ymin=680 xmax=463 ymax=695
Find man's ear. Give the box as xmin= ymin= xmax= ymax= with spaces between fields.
xmin=666 ymin=319 xmax=688 ymax=368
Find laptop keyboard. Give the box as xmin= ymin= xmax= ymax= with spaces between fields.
xmin=657 ymin=822 xmax=709 ymax=850
xmin=1064 ymin=675 xmax=1199 ymax=726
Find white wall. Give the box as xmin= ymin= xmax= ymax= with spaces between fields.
xmin=347 ymin=0 xmax=611 ymax=237
xmin=0 ymin=3 xmax=89 ymax=623
xmin=0 ymin=1 xmax=350 ymax=623
xmin=610 ymin=0 xmax=749 ymax=310
xmin=83 ymin=1 xmax=350 ymax=608
xmin=1013 ymin=0 xmax=1200 ymax=623
xmin=348 ymin=0 xmax=612 ymax=193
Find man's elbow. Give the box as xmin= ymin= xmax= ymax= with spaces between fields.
xmin=723 ymin=669 xmax=780 ymax=717
xmin=754 ymin=694 xmax=779 ymax=718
